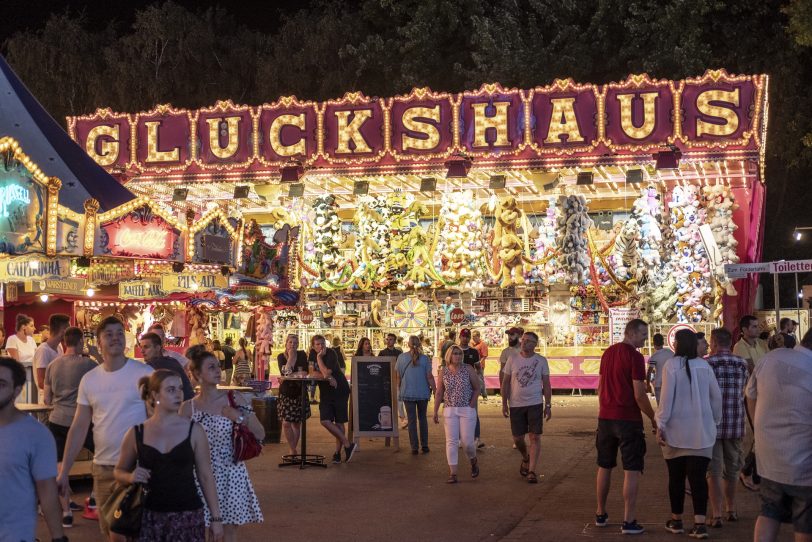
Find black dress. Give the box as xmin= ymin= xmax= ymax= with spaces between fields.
xmin=277 ymin=351 xmax=311 ymax=423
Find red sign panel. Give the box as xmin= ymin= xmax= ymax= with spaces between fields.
xmin=450 ymin=308 xmax=465 ymax=324
xmin=300 ymin=308 xmax=314 ymax=324
xmin=100 ymin=212 xmax=179 ymax=259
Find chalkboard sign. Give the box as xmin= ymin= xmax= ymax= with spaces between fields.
xmin=351 ymin=356 xmax=399 ymax=438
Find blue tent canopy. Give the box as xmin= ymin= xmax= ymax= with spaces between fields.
xmin=0 ymin=54 xmax=136 ymax=214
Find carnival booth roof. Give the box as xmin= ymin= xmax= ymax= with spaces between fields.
xmin=0 ymin=54 xmax=136 ymax=214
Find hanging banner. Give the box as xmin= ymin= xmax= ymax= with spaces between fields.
xmin=119 ymin=279 xmax=164 ymax=300
xmin=161 ymin=273 xmax=228 ymax=294
xmin=24 ymin=277 xmax=87 ymax=296
xmin=0 ymin=257 xmax=71 ymax=281
xmin=99 ymin=206 xmax=181 ymax=259
xmin=88 ymin=260 xmax=136 ymax=285
xmin=609 ymin=307 xmax=641 ymax=345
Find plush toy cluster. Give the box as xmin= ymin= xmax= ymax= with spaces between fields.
xmin=669 ymin=185 xmax=712 ymax=323
xmin=254 ymin=310 xmax=274 ymax=381
xmin=305 ymin=195 xmax=346 ymax=287
xmin=703 ymin=185 xmax=740 ymax=295
xmin=353 ymin=194 xmax=393 ymax=286
xmin=526 ymin=197 xmax=562 ymax=284
xmin=557 ymin=195 xmax=592 ymax=284
xmin=434 ymin=190 xmax=485 ymax=288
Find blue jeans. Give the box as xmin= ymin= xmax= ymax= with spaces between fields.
xmin=404 ymin=399 xmax=429 ymax=451
xmin=474 ymin=400 xmax=480 ymax=439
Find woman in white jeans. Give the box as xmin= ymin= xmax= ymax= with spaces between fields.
xmin=433 ymin=345 xmax=481 ymax=483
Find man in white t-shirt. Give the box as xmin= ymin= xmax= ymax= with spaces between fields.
xmin=57 ymin=316 xmax=153 ymax=539
xmin=148 ymin=322 xmax=189 ymax=368
xmin=34 ymin=313 xmax=69 ymax=403
xmin=501 ymin=331 xmax=552 ymax=484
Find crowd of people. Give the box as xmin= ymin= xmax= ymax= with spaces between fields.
xmin=1 ymin=311 xmax=810 ymax=542
xmin=596 ymin=316 xmax=812 ymax=540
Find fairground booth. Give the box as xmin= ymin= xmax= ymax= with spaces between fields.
xmin=68 ymin=69 xmax=768 ymax=390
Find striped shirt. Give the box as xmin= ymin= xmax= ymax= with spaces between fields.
xmin=706 ymin=350 xmax=749 ymax=440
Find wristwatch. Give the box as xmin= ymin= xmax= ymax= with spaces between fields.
xmin=236 ymin=415 xmax=245 ymax=425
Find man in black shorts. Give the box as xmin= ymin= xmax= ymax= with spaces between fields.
xmin=500 ymin=332 xmax=551 ymax=484
xmin=43 ymin=326 xmax=97 ymax=527
xmin=594 ymin=319 xmax=657 ymax=535
xmin=309 ymin=335 xmax=357 ymax=464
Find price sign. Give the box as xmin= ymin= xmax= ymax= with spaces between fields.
xmin=667 ymin=323 xmax=697 ymax=351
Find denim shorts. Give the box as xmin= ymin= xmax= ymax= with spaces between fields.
xmin=596 ymin=418 xmax=646 ymax=472
xmin=759 ymin=477 xmax=812 ymax=533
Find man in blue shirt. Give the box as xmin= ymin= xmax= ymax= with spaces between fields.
xmin=0 ymin=356 xmax=66 ymax=542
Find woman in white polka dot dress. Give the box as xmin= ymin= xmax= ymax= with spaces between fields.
xmin=181 ymin=345 xmax=264 ymax=541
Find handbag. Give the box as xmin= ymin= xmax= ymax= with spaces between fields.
xmin=228 ymin=391 xmax=262 ymax=463
xmin=101 ymin=425 xmax=146 ymax=536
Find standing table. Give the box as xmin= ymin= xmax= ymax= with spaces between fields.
xmin=17 ymin=403 xmax=53 ymax=424
xmin=278 ymin=374 xmax=326 ymax=469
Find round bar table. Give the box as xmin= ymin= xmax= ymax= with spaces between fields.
xmin=278 ymin=374 xmax=327 ymax=469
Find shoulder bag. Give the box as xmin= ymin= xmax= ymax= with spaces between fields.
xmin=101 ymin=424 xmax=146 ymax=537
xmin=228 ymin=391 xmax=263 ymax=463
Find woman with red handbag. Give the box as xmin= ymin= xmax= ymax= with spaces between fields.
xmin=180 ymin=346 xmax=264 ymax=541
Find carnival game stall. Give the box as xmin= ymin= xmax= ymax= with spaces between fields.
xmin=70 ymin=70 xmax=768 ymax=389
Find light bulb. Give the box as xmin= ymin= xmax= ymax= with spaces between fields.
xmin=29 ymin=260 xmax=40 ymax=270
xmin=795 ymin=231 xmax=803 ymax=241
xmin=799 ymin=291 xmax=804 ymax=299
xmin=86 ymin=287 xmax=95 ymax=297
xmin=39 ymin=293 xmax=49 ymax=302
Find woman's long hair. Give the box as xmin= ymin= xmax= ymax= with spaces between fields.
xmin=239 ymin=337 xmax=249 ymax=358
xmin=408 ymin=335 xmax=421 ymax=366
xmin=355 ymin=337 xmax=372 ymax=356
xmin=673 ymin=329 xmax=699 ymax=385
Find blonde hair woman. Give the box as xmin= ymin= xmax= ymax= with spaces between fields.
xmin=433 ymin=345 xmax=481 ymax=483
xmin=395 ymin=336 xmax=436 ymax=454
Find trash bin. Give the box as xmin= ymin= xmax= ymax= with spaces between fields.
xmin=252 ymin=396 xmax=281 ymax=444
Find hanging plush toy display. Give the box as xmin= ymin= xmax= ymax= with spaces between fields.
xmin=302 ymin=195 xmax=347 ymax=288
xmin=670 ymin=185 xmax=713 ymax=323
xmin=526 ymin=197 xmax=562 ymax=285
xmin=434 ymin=190 xmax=485 ymax=288
xmin=352 ymin=195 xmax=390 ymax=289
xmin=254 ymin=311 xmax=273 ymax=381
xmin=703 ymin=185 xmax=740 ymax=296
xmin=558 ymin=195 xmax=592 ymax=284
xmin=487 ymin=196 xmax=533 ymax=288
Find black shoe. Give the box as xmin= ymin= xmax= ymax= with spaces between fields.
xmin=411 ymin=449 xmax=419 ymax=455
xmin=332 ymin=452 xmax=341 ymax=464
xmin=688 ymin=524 xmax=708 ymax=539
xmin=62 ymin=514 xmax=73 ymax=528
xmin=68 ymin=501 xmax=84 ymax=512
xmin=664 ymin=519 xmax=684 ymax=534
xmin=421 ymin=447 xmax=430 ymax=454
xmin=595 ymin=513 xmax=609 ymax=528
xmin=344 ymin=442 xmax=358 ymax=463
xmin=621 ymin=520 xmax=645 ymax=535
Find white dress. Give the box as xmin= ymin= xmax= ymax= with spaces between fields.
xmin=191 ymin=401 xmax=263 ymax=526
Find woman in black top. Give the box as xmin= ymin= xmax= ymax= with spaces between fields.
xmin=309 ymin=335 xmax=357 ymax=464
xmin=277 ymin=334 xmax=310 ymax=456
xmin=114 ymin=370 xmax=223 ymax=542
xmin=355 ymin=337 xmax=374 ymax=357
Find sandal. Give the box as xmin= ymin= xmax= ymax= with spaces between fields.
xmin=520 ymin=456 xmax=530 ymax=477
xmin=726 ymin=511 xmax=738 ymax=522
xmin=527 ymin=471 xmax=538 ymax=484
xmin=446 ymin=474 xmax=458 ymax=484
xmin=471 ymin=458 xmax=480 ymax=479
xmin=709 ymin=517 xmax=723 ymax=528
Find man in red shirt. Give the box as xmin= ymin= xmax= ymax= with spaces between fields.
xmin=594 ymin=318 xmax=657 ymax=535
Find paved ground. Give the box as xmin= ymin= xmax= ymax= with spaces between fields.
xmin=39 ymin=396 xmax=793 ymax=541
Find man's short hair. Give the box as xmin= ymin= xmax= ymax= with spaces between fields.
xmin=64 ymin=327 xmax=84 ymax=348
xmin=140 ymin=332 xmax=163 ymax=347
xmin=652 ymin=333 xmax=665 ymax=347
xmin=447 ymin=330 xmax=456 ymax=340
xmin=524 ymin=331 xmax=539 ymax=342
xmin=148 ymin=323 xmax=165 ymax=333
xmin=710 ymin=327 xmax=732 ymax=348
xmin=0 ymin=356 xmax=26 ymax=388
xmin=800 ymin=329 xmax=812 ymax=350
xmin=386 ymin=333 xmax=397 ymax=340
xmin=624 ymin=318 xmax=648 ymax=334
xmin=48 ymin=313 xmax=71 ymax=334
xmin=779 ymin=317 xmax=791 ymax=330
xmin=225 ymin=336 xmax=233 ymax=345
xmin=739 ymin=315 xmax=758 ymax=332
xmin=96 ymin=316 xmax=124 ymax=338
